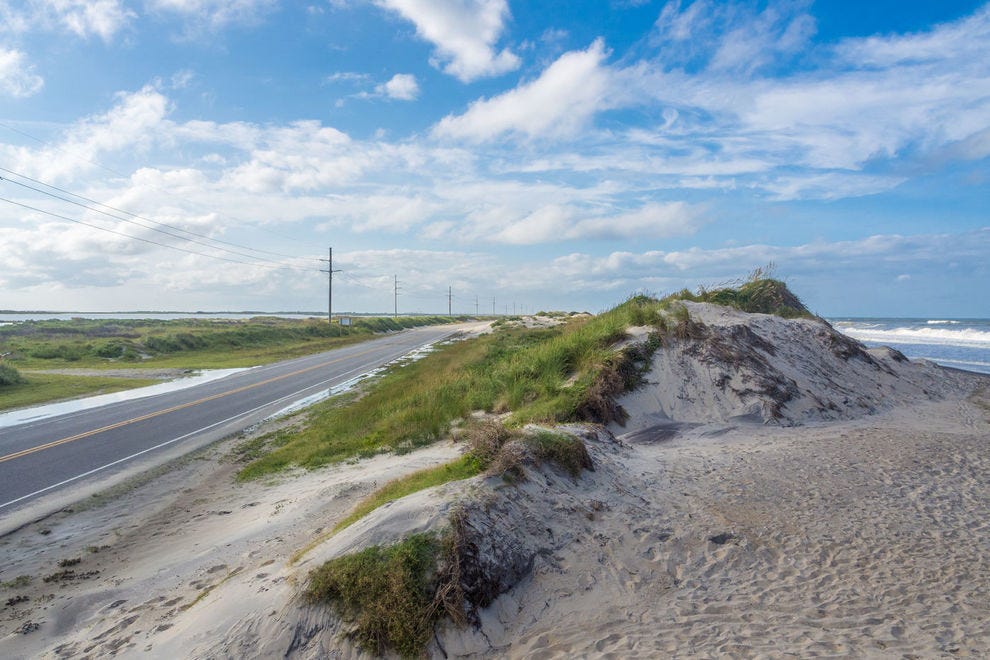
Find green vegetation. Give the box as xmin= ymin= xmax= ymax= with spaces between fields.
xmin=0 ymin=372 xmax=160 ymax=411
xmin=0 ymin=315 xmax=465 ymax=370
xmin=523 ymin=430 xmax=593 ymax=478
xmin=238 ymin=298 xmax=655 ymax=480
xmin=660 ymin=269 xmax=813 ymax=319
xmin=0 ymin=315 xmax=463 ymax=410
xmin=333 ymin=454 xmax=485 ymax=533
xmin=306 ymin=533 xmax=443 ymax=657
xmin=0 ymin=363 xmax=25 ymax=387
xmin=0 ymin=575 xmax=32 ymax=590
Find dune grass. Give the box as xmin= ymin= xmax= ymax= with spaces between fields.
xmin=237 ymin=297 xmax=657 ymax=480
xmin=333 ymin=454 xmax=485 ymax=533
xmin=306 ymin=533 xmax=442 ymax=657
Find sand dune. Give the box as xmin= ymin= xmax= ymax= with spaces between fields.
xmin=2 ymin=304 xmax=989 ymax=658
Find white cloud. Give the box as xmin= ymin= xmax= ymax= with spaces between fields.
xmin=374 ymin=0 xmax=520 ymax=82
xmin=434 ymin=39 xmax=611 ymax=141
xmin=9 ymin=85 xmax=171 ymax=182
xmin=492 ymin=201 xmax=706 ymax=245
xmin=147 ymin=0 xmax=278 ymax=30
xmin=44 ymin=0 xmax=134 ymax=41
xmin=0 ymin=48 xmax=43 ymax=98
xmin=0 ymin=0 xmax=133 ymax=41
xmin=376 ymin=73 xmax=420 ymax=100
xmin=548 ymin=229 xmax=990 ymax=284
xmin=760 ymin=172 xmax=907 ymax=201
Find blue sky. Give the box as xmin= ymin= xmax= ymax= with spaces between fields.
xmin=0 ymin=0 xmax=988 ymax=316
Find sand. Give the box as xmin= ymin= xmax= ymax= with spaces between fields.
xmin=441 ymin=396 xmax=990 ymax=657
xmin=2 ymin=306 xmax=989 ymax=658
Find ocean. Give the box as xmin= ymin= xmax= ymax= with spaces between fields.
xmin=832 ymin=318 xmax=990 ymax=376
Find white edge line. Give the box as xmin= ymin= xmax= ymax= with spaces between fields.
xmin=0 ymin=333 xmax=453 ymax=511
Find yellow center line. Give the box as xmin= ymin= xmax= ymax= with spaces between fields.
xmin=0 ymin=343 xmax=390 ymax=465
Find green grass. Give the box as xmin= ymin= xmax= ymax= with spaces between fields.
xmin=0 ymin=315 xmax=465 ymax=371
xmin=237 ymin=300 xmax=649 ymax=480
xmin=0 ymin=373 xmax=160 ymax=412
xmin=661 ymin=275 xmax=813 ymax=319
xmin=333 ymin=454 xmax=486 ymax=533
xmin=0 ymin=363 xmax=25 ymax=386
xmin=306 ymin=533 xmax=442 ymax=657
xmin=0 ymin=315 xmax=464 ymax=410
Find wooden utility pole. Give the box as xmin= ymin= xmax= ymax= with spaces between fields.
xmin=319 ymin=247 xmax=341 ymax=324
xmin=448 ymin=285 xmax=452 ymax=317
xmin=393 ymin=275 xmax=398 ymax=318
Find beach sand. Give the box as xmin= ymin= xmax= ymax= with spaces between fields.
xmin=442 ymin=394 xmax=990 ymax=657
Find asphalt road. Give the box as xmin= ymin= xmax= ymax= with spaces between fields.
xmin=0 ymin=323 xmax=479 ymax=526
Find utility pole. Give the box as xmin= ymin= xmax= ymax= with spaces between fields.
xmin=492 ymin=296 xmax=496 ymax=316
xmin=475 ymin=295 xmax=479 ymax=316
xmin=448 ymin=285 xmax=452 ymax=317
xmin=393 ymin=275 xmax=398 ymax=318
xmin=319 ymin=247 xmax=342 ymax=324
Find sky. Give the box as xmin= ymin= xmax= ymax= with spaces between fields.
xmin=0 ymin=0 xmax=988 ymax=317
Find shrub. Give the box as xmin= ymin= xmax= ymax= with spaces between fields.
xmin=0 ymin=363 xmax=25 ymax=387
xmin=306 ymin=534 xmax=440 ymax=656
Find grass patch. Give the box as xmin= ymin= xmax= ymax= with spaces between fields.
xmin=660 ymin=270 xmax=813 ymax=319
xmin=333 ymin=454 xmax=485 ymax=533
xmin=524 ymin=430 xmax=594 ymax=478
xmin=306 ymin=533 xmax=441 ymax=657
xmin=0 ymin=363 xmax=26 ymax=386
xmin=0 ymin=372 xmax=160 ymax=412
xmin=0 ymin=315 xmax=463 ymax=410
xmin=0 ymin=575 xmax=32 ymax=590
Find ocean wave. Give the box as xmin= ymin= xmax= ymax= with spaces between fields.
xmin=926 ymin=319 xmax=961 ymax=325
xmin=841 ymin=326 xmax=990 ymax=348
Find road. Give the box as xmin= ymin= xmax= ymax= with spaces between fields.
xmin=0 ymin=323 xmax=480 ymax=527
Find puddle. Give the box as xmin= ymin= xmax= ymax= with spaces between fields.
xmin=0 ymin=368 xmax=248 ymax=429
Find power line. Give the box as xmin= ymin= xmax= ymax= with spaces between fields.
xmin=0 ymin=168 xmax=317 ymax=263
xmin=0 ymin=120 xmax=317 ymax=250
xmin=0 ymin=174 xmax=311 ymax=268
xmin=0 ymin=194 xmax=312 ymax=272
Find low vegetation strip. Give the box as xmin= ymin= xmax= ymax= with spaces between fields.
xmin=0 ymin=315 xmax=466 ymax=370
xmin=332 ymin=454 xmax=485 ymax=533
xmin=0 ymin=315 xmax=464 ymax=410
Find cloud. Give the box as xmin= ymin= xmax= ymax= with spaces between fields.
xmin=44 ymin=0 xmax=134 ymax=41
xmin=147 ymin=0 xmax=278 ymax=30
xmin=0 ymin=49 xmax=44 ymax=98
xmin=376 ymin=73 xmax=420 ymax=100
xmin=0 ymin=0 xmax=134 ymax=42
xmin=653 ymin=0 xmax=816 ymax=75
xmin=373 ymin=0 xmax=520 ymax=82
xmin=433 ymin=39 xmax=611 ymax=141
xmin=9 ymin=85 xmax=171 ymax=182
xmin=492 ymin=201 xmax=707 ymax=245
xmin=547 ymin=228 xmax=990 ymax=285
